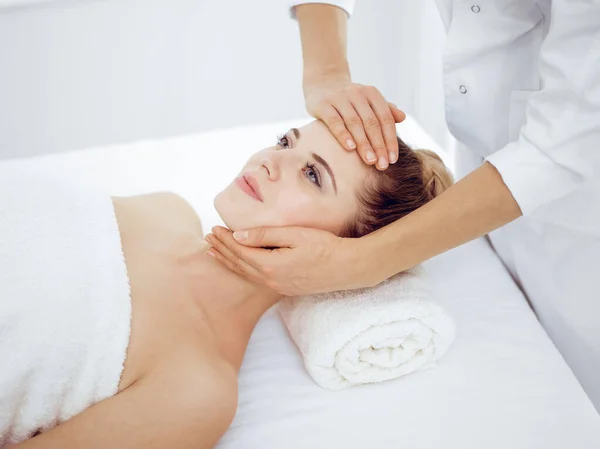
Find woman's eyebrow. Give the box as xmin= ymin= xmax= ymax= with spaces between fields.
xmin=291 ymin=128 xmax=337 ymax=194
xmin=312 ymin=152 xmax=337 ymax=194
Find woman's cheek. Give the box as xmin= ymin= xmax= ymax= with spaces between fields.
xmin=273 ymin=191 xmax=318 ymax=227
xmin=272 ymin=193 xmax=340 ymax=232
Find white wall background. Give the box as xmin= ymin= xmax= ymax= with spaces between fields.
xmin=0 ymin=0 xmax=449 ymax=160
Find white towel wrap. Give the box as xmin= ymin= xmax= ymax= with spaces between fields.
xmin=0 ymin=171 xmax=131 ymax=446
xmin=277 ymin=267 xmax=455 ymax=390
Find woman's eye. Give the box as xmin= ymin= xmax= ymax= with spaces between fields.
xmin=304 ymin=162 xmax=321 ymax=187
xmin=276 ymin=134 xmax=290 ymax=149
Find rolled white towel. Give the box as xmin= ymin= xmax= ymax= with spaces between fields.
xmin=277 ymin=267 xmax=455 ymax=390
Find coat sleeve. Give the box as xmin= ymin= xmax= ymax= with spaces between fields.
xmin=485 ymin=0 xmax=600 ymax=215
xmin=287 ymin=0 xmax=355 ymax=19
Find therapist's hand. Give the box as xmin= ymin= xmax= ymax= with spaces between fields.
xmin=304 ymin=78 xmax=406 ymax=170
xmin=204 ymin=226 xmax=379 ymax=296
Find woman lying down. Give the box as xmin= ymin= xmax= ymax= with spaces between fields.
xmin=0 ymin=120 xmax=453 ymax=448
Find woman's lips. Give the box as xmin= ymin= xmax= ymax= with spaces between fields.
xmin=235 ymin=173 xmax=263 ymax=202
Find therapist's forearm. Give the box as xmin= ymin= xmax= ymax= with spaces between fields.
xmin=295 ymin=4 xmax=351 ymax=87
xmin=363 ymin=162 xmax=523 ymax=279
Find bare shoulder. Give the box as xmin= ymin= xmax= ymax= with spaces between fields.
xmin=115 ymin=191 xmax=204 ymax=237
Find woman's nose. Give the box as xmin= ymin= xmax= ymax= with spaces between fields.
xmin=261 ymin=154 xmax=280 ymax=181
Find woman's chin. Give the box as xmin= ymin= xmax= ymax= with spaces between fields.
xmin=214 ymin=212 xmax=237 ymax=232
xmin=214 ymin=208 xmax=248 ymax=233
xmin=214 ymin=193 xmax=261 ymax=232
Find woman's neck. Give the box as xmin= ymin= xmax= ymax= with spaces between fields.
xmin=189 ymin=242 xmax=283 ymax=371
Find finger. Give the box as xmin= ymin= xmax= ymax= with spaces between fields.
xmin=368 ymin=95 xmax=399 ymax=164
xmin=318 ymin=103 xmax=357 ymax=152
xmin=205 ymin=232 xmax=244 ymax=266
xmin=208 ymin=246 xmax=263 ymax=284
xmin=210 ymin=226 xmax=294 ymax=280
xmin=330 ymin=99 xmax=377 ymax=164
xmin=205 ymin=232 xmax=264 ymax=279
xmin=389 ymin=103 xmax=406 ymax=123
xmin=213 ymin=225 xmax=299 ymax=249
xmin=208 ymin=227 xmax=266 ymax=266
xmin=351 ymin=91 xmax=389 ymax=170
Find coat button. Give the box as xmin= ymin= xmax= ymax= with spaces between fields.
xmin=459 ymin=85 xmax=468 ymax=94
xmin=471 ymin=5 xmax=481 ymax=13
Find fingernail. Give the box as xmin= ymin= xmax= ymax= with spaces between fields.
xmin=234 ymin=230 xmax=248 ymax=241
xmin=389 ymin=152 xmax=397 ymax=163
xmin=390 ymin=103 xmax=398 ymax=109
xmin=378 ymin=157 xmax=388 ymax=169
xmin=366 ymin=151 xmax=377 ymax=163
xmin=346 ymin=139 xmax=356 ymax=149
xmin=206 ymin=250 xmax=215 ymax=258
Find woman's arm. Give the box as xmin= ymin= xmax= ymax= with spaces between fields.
xmin=295 ymin=3 xmax=350 ymax=89
xmin=361 ymin=162 xmax=522 ymax=279
xmin=15 ymin=368 xmax=236 ymax=449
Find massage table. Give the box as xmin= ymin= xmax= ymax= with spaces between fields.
xmin=1 ymin=116 xmax=598 ymax=448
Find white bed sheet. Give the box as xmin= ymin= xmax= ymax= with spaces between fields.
xmin=1 ymin=116 xmax=599 ymax=448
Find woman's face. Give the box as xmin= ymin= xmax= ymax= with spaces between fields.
xmin=214 ymin=121 xmax=372 ymax=234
